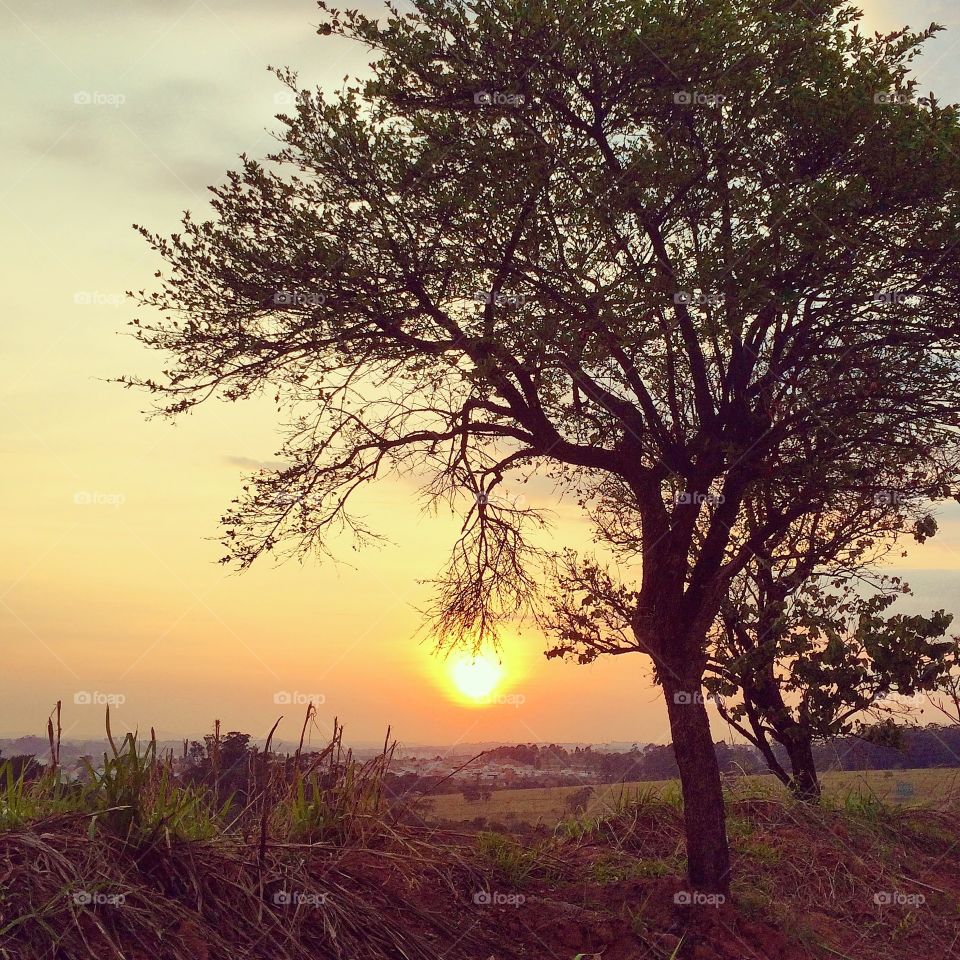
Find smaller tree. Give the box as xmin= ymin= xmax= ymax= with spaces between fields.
xmin=925 ymin=658 xmax=960 ymax=726
xmin=706 ymin=577 xmax=958 ymax=801
xmin=462 ymin=775 xmax=492 ymax=803
xmin=565 ymin=785 xmax=594 ymax=814
xmin=183 ymin=729 xmax=255 ymax=803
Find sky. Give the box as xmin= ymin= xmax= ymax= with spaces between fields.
xmin=2 ymin=0 xmax=960 ymax=749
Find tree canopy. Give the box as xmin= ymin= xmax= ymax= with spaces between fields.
xmin=127 ymin=0 xmax=960 ymax=892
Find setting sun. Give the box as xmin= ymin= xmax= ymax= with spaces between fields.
xmin=450 ymin=653 xmax=503 ymax=702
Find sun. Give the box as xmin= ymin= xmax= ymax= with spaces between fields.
xmin=450 ymin=652 xmax=503 ymax=702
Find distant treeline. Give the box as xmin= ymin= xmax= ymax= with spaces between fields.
xmin=385 ymin=725 xmax=960 ymax=796
xmin=808 ymin=724 xmax=960 ymax=773
xmin=480 ymin=725 xmax=960 ymax=778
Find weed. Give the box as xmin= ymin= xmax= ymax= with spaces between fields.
xmin=475 ymin=831 xmax=538 ymax=886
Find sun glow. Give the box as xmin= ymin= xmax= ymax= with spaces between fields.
xmin=449 ymin=652 xmax=504 ymax=702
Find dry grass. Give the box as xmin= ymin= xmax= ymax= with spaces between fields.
xmin=3 ymin=709 xmax=960 ymax=960
xmin=0 ymin=816 xmax=498 ymax=960
xmin=426 ymin=768 xmax=960 ymax=826
xmin=0 ymin=707 xmax=498 ymax=960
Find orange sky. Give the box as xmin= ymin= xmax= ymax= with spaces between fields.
xmin=2 ymin=0 xmax=960 ymax=747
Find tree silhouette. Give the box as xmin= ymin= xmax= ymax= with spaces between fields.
xmin=127 ymin=0 xmax=960 ymax=892
xmin=708 ymin=575 xmax=957 ymax=800
xmin=704 ymin=487 xmax=957 ymax=800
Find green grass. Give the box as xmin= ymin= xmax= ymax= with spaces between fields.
xmin=588 ymin=853 xmax=677 ymax=883
xmin=475 ymin=831 xmax=539 ymax=885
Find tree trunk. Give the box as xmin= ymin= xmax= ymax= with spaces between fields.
xmin=782 ymin=730 xmax=821 ymax=802
xmin=662 ymin=672 xmax=732 ymax=895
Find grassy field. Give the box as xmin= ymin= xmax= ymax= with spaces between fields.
xmin=5 ymin=719 xmax=960 ymax=960
xmin=424 ymin=767 xmax=960 ymax=825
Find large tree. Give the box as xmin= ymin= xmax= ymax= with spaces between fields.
xmin=127 ymin=0 xmax=960 ymax=892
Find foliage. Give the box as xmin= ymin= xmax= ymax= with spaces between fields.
xmin=125 ymin=0 xmax=960 ymax=888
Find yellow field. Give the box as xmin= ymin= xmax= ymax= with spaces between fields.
xmin=424 ymin=768 xmax=960 ymax=825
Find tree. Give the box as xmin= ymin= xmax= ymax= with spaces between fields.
xmin=707 ymin=574 xmax=958 ymax=800
xmin=127 ymin=0 xmax=960 ymax=892
xmin=184 ymin=729 xmax=254 ymax=803
xmin=462 ymin=775 xmax=492 ymax=802
xmin=565 ymin=785 xmax=594 ymax=814
xmin=704 ymin=486 xmax=956 ymax=800
xmin=926 ymin=656 xmax=960 ymax=726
